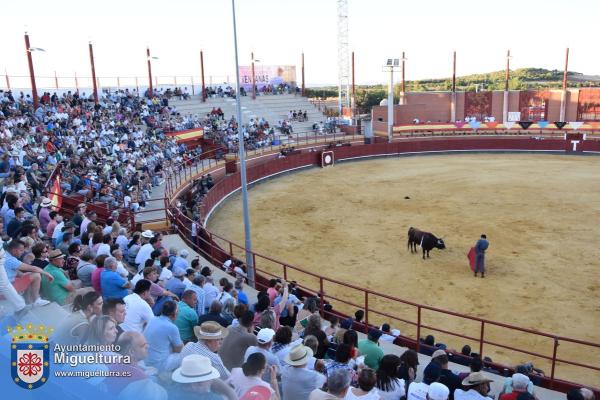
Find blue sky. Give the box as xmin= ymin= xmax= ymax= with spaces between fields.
xmin=2 ymin=0 xmax=597 ymax=86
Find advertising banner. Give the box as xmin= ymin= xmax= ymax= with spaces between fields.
xmin=518 ymin=90 xmax=550 ymax=122
xmin=464 ymin=91 xmax=492 ymax=121
xmin=577 ymin=89 xmax=600 ymax=121
xmin=238 ymin=65 xmax=296 ymax=91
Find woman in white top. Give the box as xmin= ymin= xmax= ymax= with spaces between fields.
xmin=346 ymin=369 xmax=382 ymax=400
xmin=228 ymin=352 xmax=280 ymax=400
xmin=376 ymin=355 xmax=406 ymax=400
xmin=95 ymin=234 xmax=112 ymax=257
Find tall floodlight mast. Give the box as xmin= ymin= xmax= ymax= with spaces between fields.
xmin=337 ymin=0 xmax=350 ymax=115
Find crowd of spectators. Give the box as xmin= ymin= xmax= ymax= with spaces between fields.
xmin=288 ymin=110 xmax=308 ymax=122
xmin=0 ymin=87 xmax=208 ymax=212
xmin=0 ymin=84 xmax=305 ymax=218
xmin=199 ymin=113 xmax=300 ymax=152
xmin=205 ymin=85 xmax=237 ymax=99
xmin=240 ymin=83 xmax=297 ymax=97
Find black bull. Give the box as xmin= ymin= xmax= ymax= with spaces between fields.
xmin=407 ymin=227 xmax=446 ymax=259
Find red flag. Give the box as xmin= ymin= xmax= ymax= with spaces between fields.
xmin=48 ymin=176 xmax=62 ymax=211
xmin=467 ymin=247 xmax=476 ymax=272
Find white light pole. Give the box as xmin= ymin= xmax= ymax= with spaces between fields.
xmin=384 ymin=59 xmax=400 ymax=142
xmin=231 ymin=0 xmax=255 ymax=287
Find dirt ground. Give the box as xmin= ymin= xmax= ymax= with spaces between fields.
xmin=207 ymin=154 xmax=600 ymax=385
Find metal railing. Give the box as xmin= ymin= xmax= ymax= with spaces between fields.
xmin=164 ymin=131 xmax=366 ymax=199
xmin=3 ymin=73 xmax=232 ymax=95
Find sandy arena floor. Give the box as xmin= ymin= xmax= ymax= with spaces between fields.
xmin=207 ymin=154 xmax=600 ymax=385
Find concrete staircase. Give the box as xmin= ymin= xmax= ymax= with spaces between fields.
xmin=168 ymin=94 xmax=327 ymax=134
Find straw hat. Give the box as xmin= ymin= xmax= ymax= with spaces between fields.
xmin=141 ymin=230 xmax=154 ymax=238
xmin=284 ymin=344 xmax=313 ymax=366
xmin=171 ymin=355 xmax=220 ymax=383
xmin=461 ymin=372 xmax=493 ymax=386
xmin=193 ymin=321 xmax=228 ymax=340
xmin=48 ymin=249 xmax=65 ymax=260
xmin=40 ymin=198 xmax=53 ymax=207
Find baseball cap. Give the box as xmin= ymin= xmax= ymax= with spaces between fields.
xmin=256 ymin=328 xmax=275 ymax=344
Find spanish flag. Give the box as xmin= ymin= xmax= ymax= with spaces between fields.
xmin=47 ymin=176 xmax=62 ymax=211
xmin=166 ymin=128 xmax=204 ymax=143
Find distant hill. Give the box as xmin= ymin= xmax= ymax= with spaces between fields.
xmin=306 ymin=68 xmax=600 ymax=113
xmin=412 ymin=68 xmax=600 ymax=91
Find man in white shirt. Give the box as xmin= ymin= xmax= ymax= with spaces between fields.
xmin=191 ymin=219 xmax=198 ymax=245
xmin=121 ymin=280 xmax=154 ymax=333
xmin=112 ymin=249 xmax=132 ymax=278
xmin=202 ymin=276 xmax=219 ymax=313
xmin=79 ymin=211 xmax=97 ymax=239
xmin=244 ymin=328 xmax=280 ymax=383
xmin=51 ymin=217 xmax=65 ymax=245
xmin=407 ymin=362 xmax=441 ymax=400
xmin=379 ymin=323 xmax=399 ymax=343
xmin=454 ymin=372 xmax=494 ymax=400
xmin=135 ymin=232 xmax=158 ymax=268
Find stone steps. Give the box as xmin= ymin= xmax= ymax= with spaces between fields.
xmin=166 ymin=94 xmax=328 ymax=134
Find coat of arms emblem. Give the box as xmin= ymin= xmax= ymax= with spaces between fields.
xmin=9 ymin=324 xmax=52 ymax=390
